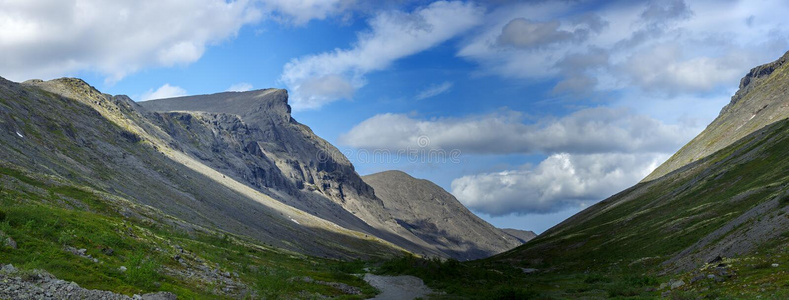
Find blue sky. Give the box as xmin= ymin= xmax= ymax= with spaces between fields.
xmin=2 ymin=0 xmax=789 ymax=233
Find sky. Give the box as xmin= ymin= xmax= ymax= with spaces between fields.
xmin=2 ymin=0 xmax=789 ymax=233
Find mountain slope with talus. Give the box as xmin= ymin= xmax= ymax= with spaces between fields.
xmin=1 ymin=77 xmax=404 ymax=259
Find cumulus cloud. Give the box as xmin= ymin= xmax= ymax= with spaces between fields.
xmin=226 ymin=82 xmax=254 ymax=92
xmin=618 ymin=43 xmax=751 ymax=93
xmin=140 ymin=84 xmax=187 ymax=101
xmin=0 ymin=0 xmax=263 ymax=83
xmin=451 ymin=152 xmax=669 ymax=215
xmin=280 ymin=1 xmax=484 ymax=110
xmin=415 ymin=81 xmax=453 ymax=100
xmin=458 ymin=0 xmax=789 ymax=95
xmin=339 ymin=107 xmax=698 ymax=155
xmin=497 ymin=18 xmax=575 ymax=49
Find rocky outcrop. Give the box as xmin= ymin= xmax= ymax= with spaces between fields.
xmin=362 ymin=170 xmax=522 ymax=260
xmin=0 ymin=264 xmax=176 ymax=300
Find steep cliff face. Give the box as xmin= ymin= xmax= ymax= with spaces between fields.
xmin=141 ymin=90 xmax=377 ymax=204
xmin=644 ymin=51 xmax=789 ymax=181
xmin=362 ymin=170 xmax=523 ymax=260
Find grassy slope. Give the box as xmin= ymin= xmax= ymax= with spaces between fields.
xmin=376 ymin=118 xmax=789 ymax=299
xmin=0 ymin=165 xmax=377 ymax=299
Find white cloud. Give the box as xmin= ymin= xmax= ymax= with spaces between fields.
xmin=496 ymin=18 xmax=587 ymax=49
xmin=451 ymin=152 xmax=669 ymax=215
xmin=140 ymin=84 xmax=187 ymax=101
xmin=339 ymin=107 xmax=698 ymax=155
xmin=458 ymin=0 xmax=789 ymax=95
xmin=226 ymin=82 xmax=254 ymax=92
xmin=415 ymin=81 xmax=453 ymax=100
xmin=280 ymin=1 xmax=484 ymax=110
xmin=0 ymin=0 xmax=264 ymax=84
xmin=262 ymin=0 xmax=355 ymax=25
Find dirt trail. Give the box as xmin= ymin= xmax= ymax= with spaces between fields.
xmin=363 ymin=274 xmax=433 ymax=300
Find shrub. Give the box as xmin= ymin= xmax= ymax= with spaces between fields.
xmin=490 ymin=286 xmax=539 ymax=300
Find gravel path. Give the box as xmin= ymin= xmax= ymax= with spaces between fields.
xmin=363 ymin=274 xmax=432 ymax=300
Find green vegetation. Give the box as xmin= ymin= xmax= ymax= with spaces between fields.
xmin=374 ymin=255 xmax=662 ymax=299
xmin=0 ymin=165 xmax=376 ymax=299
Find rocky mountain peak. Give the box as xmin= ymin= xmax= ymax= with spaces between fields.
xmin=721 ymin=51 xmax=789 ymax=116
xmin=141 ymin=88 xmax=293 ymax=124
xmin=23 ymin=78 xmax=105 ymax=102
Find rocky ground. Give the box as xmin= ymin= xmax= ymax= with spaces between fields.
xmin=0 ymin=264 xmax=176 ymax=300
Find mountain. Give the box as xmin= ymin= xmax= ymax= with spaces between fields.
xmin=475 ymin=50 xmax=789 ymax=296
xmin=139 ymin=91 xmax=516 ymax=259
xmin=2 ymin=77 xmax=403 ymax=259
xmin=500 ymin=228 xmax=537 ymax=244
xmin=502 ymin=51 xmax=789 ymax=269
xmin=644 ymin=51 xmax=789 ymax=181
xmin=1 ymin=76 xmax=428 ymax=298
xmin=361 ymin=170 xmax=521 ymax=260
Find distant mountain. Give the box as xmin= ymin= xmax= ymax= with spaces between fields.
xmin=500 ymin=228 xmax=537 ymax=244
xmin=362 ymin=170 xmax=522 ymax=260
xmin=497 ymin=50 xmax=789 ymax=277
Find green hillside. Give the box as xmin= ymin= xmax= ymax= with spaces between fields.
xmin=375 ymin=117 xmax=789 ymax=299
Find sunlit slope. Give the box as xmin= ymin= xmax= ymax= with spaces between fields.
xmin=1 ymin=77 xmax=404 ymax=259
xmin=645 ymin=50 xmax=789 ymax=181
xmin=498 ymin=116 xmax=789 ymax=273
